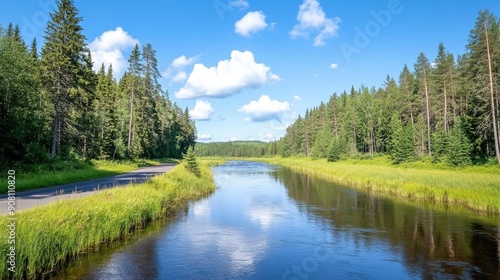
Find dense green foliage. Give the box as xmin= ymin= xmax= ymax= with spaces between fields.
xmin=0 ymin=0 xmax=195 ymax=171
xmin=184 ymin=146 xmax=200 ymax=177
xmin=195 ymin=141 xmax=277 ymax=157
xmin=0 ymin=161 xmax=216 ymax=279
xmin=279 ymin=10 xmax=500 ymax=165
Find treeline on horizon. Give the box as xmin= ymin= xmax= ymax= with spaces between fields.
xmin=0 ymin=0 xmax=196 ymax=171
xmin=195 ymin=141 xmax=277 ymax=157
xmin=199 ymin=10 xmax=500 ymax=166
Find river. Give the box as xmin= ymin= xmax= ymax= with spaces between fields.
xmin=54 ymin=161 xmax=500 ymax=279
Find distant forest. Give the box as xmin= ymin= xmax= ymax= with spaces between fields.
xmin=0 ymin=0 xmax=196 ymax=170
xmin=195 ymin=141 xmax=276 ymax=157
xmin=200 ymin=10 xmax=500 ymax=166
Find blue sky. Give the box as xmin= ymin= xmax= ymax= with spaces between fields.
xmin=1 ymin=0 xmax=500 ymax=142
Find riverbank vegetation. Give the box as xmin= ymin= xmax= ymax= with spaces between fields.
xmin=0 ymin=0 xmax=196 ymax=173
xmin=0 ymin=160 xmax=216 ymax=279
xmin=254 ymin=157 xmax=500 ymax=215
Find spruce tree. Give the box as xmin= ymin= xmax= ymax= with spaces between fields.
xmin=431 ymin=124 xmax=449 ymax=163
xmin=40 ymin=0 xmax=92 ymax=159
xmin=311 ymin=128 xmax=332 ymax=158
xmin=389 ymin=114 xmax=415 ymax=164
xmin=184 ymin=146 xmax=200 ymax=177
xmin=447 ymin=119 xmax=473 ymax=166
xmin=327 ymin=138 xmax=347 ymax=162
xmin=125 ymin=44 xmax=143 ymax=158
xmin=142 ymin=43 xmax=162 ymax=157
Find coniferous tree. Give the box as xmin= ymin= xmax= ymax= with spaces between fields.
xmin=327 ymin=138 xmax=347 ymax=162
xmin=388 ymin=114 xmax=415 ymax=164
xmin=184 ymin=146 xmax=200 ymax=177
xmin=447 ymin=119 xmax=472 ymax=166
xmin=431 ymin=124 xmax=449 ymax=163
xmin=142 ymin=43 xmax=162 ymax=158
xmin=125 ymin=44 xmax=143 ymax=157
xmin=0 ymin=26 xmax=45 ymax=168
xmin=432 ymin=43 xmax=455 ymax=134
xmin=465 ymin=10 xmax=500 ymax=162
xmin=311 ymin=128 xmax=332 ymax=158
xmin=40 ymin=0 xmax=92 ymax=159
xmin=415 ymin=53 xmax=433 ymax=156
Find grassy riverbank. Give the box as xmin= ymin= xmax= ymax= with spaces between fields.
xmin=0 ymin=159 xmax=176 ymax=193
xmin=249 ymin=157 xmax=500 ymax=215
xmin=0 ymin=160 xmax=216 ymax=279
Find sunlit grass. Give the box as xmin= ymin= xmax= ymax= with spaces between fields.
xmin=250 ymin=156 xmax=500 ymax=215
xmin=0 ymin=161 xmax=214 ymax=279
xmin=0 ymin=159 xmax=178 ymax=193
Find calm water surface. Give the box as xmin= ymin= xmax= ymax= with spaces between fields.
xmin=55 ymin=161 xmax=500 ymax=279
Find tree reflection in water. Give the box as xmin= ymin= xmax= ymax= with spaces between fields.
xmin=272 ymin=167 xmax=500 ymax=279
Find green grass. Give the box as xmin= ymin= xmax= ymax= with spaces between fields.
xmin=0 ymin=159 xmax=178 ymax=193
xmin=0 ymin=160 xmax=215 ymax=279
xmin=247 ymin=156 xmax=500 ymax=215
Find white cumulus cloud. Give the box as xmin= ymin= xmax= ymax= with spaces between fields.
xmin=89 ymin=27 xmax=139 ymax=76
xmin=163 ymin=54 xmax=199 ymax=83
xmin=230 ymin=0 xmax=249 ymax=9
xmin=235 ymin=11 xmax=268 ymax=37
xmin=238 ymin=95 xmax=290 ymax=122
xmin=190 ymin=100 xmax=215 ymax=121
xmin=172 ymin=55 xmax=198 ymax=68
xmin=330 ymin=63 xmax=338 ymax=69
xmin=197 ymin=134 xmax=212 ymax=141
xmin=290 ymin=0 xmax=341 ymax=46
xmin=175 ymin=50 xmax=280 ymax=99
xmin=172 ymin=71 xmax=188 ymax=83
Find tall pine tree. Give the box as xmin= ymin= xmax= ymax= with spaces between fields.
xmin=40 ymin=0 xmax=93 ymax=159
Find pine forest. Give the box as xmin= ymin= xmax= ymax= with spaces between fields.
xmin=0 ymin=0 xmax=196 ymax=171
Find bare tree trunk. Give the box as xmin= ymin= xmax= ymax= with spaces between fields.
xmin=485 ymin=23 xmax=500 ymax=163
xmin=423 ymin=67 xmax=432 ymax=155
xmin=404 ymin=79 xmax=415 ymax=129
xmin=127 ymin=87 xmax=135 ymax=155
xmin=50 ymin=98 xmax=59 ymax=160
xmin=450 ymin=71 xmax=457 ymax=123
xmin=83 ymin=136 xmax=87 ymax=158
xmin=332 ymin=107 xmax=339 ymax=139
xmin=421 ymin=126 xmax=425 ymax=156
xmin=444 ymin=82 xmax=448 ymax=134
xmin=306 ymin=129 xmax=310 ymax=157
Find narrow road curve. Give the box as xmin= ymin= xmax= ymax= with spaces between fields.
xmin=0 ymin=163 xmax=177 ymax=215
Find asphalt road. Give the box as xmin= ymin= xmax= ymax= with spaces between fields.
xmin=0 ymin=163 xmax=177 ymax=215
